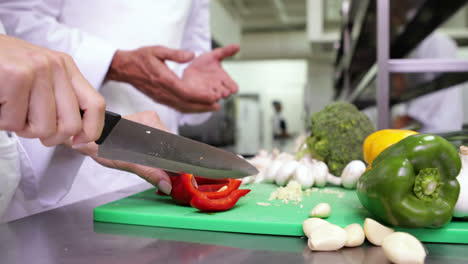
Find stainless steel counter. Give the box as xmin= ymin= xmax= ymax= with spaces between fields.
xmin=1 ymin=183 xmax=467 ymax=264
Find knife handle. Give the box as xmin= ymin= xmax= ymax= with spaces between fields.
xmin=80 ymin=110 xmax=121 ymax=145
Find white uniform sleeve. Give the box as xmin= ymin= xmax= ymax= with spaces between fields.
xmin=406 ymin=33 xmax=464 ymax=132
xmin=0 ymin=0 xmax=117 ymax=89
xmin=181 ymin=0 xmax=212 ymax=56
xmin=178 ymin=0 xmax=213 ymax=126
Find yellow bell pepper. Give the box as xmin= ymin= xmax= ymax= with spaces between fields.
xmin=363 ymin=129 xmax=418 ymax=165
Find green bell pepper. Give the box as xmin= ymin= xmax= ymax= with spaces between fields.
xmin=357 ymin=134 xmax=461 ymax=228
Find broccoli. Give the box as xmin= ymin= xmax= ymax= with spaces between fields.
xmin=298 ymin=101 xmax=375 ymax=176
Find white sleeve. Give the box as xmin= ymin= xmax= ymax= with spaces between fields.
xmin=0 ymin=132 xmax=21 ymax=220
xmin=0 ymin=0 xmax=117 ymax=89
xmin=181 ymin=0 xmax=212 ymax=56
xmin=177 ymin=0 xmax=213 ymax=126
xmin=407 ymin=33 xmax=463 ymax=132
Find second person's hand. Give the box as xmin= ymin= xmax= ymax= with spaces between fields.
xmin=105 ymin=45 xmax=227 ymax=113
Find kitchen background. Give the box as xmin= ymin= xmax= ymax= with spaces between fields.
xmin=180 ymin=0 xmax=468 ymax=155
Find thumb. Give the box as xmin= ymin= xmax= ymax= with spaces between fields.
xmin=212 ymin=44 xmax=240 ymax=60
xmin=152 ymin=46 xmax=194 ymax=63
xmin=134 ymin=165 xmax=172 ymax=195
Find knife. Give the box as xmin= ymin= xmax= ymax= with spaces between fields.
xmin=92 ymin=111 xmax=258 ymax=179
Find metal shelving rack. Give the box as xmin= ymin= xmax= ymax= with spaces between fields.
xmin=334 ymin=0 xmax=468 ymax=129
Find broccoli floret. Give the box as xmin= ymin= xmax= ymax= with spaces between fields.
xmin=303 ymin=101 xmax=375 ymax=176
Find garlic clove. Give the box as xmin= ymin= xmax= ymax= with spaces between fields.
xmin=344 ymin=223 xmax=365 ymax=247
xmin=265 ymin=160 xmax=284 ymax=183
xmin=307 ymin=223 xmax=347 ymax=251
xmin=303 ymin=218 xmax=329 ymax=237
xmin=275 ymin=161 xmax=299 ymax=186
xmin=382 ymin=232 xmax=426 ymax=264
xmin=313 ymin=161 xmax=329 ymax=187
xmin=341 ymin=160 xmax=366 ymax=189
xmin=294 ymin=163 xmax=314 ymax=188
xmin=363 ymin=218 xmax=394 ymax=246
xmin=310 ymin=203 xmax=331 ymax=218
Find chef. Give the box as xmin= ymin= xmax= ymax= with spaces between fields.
xmin=0 ymin=0 xmax=239 ymax=222
xmin=392 ymin=32 xmax=464 ymax=133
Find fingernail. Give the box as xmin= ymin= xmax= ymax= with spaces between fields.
xmin=72 ymin=143 xmax=88 ymax=149
xmin=157 ymin=180 xmax=172 ymax=195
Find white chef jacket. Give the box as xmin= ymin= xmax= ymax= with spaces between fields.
xmin=404 ymin=32 xmax=464 ymax=133
xmin=0 ymin=0 xmax=212 ymax=222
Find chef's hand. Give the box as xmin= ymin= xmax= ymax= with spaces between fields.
xmin=182 ymin=44 xmax=239 ymax=98
xmin=106 ymin=46 xmax=222 ymax=113
xmin=70 ymin=111 xmax=174 ymax=195
xmin=0 ymin=34 xmax=106 ymax=146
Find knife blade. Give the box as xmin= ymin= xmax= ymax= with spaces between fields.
xmin=94 ymin=111 xmax=258 ymax=179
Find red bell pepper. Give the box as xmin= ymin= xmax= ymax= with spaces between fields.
xmin=190 ymin=189 xmax=251 ymax=212
xmin=197 ymin=183 xmax=228 ymax=192
xmin=169 ymin=173 xmax=199 ymax=205
xmin=194 ymin=176 xmax=229 ymax=185
xmin=168 ymin=173 xmax=250 ymax=211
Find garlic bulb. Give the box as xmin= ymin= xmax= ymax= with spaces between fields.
xmin=275 ymin=161 xmax=299 ymax=186
xmin=264 ymin=159 xmax=284 ymax=183
xmin=454 ymin=146 xmax=468 ymax=217
xmin=312 ymin=161 xmax=329 ymax=187
xmin=327 ymin=173 xmax=342 ymax=186
xmin=294 ymin=162 xmax=314 ymax=188
xmin=341 ymin=160 xmax=366 ymax=189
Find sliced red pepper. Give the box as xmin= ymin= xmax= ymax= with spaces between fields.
xmin=201 ymin=179 xmax=242 ymax=199
xmin=197 ymin=183 xmax=228 ymax=192
xmin=170 ymin=173 xmax=243 ymax=205
xmin=190 ymin=189 xmax=251 ymax=212
xmin=170 ymin=173 xmax=199 ymax=205
xmin=194 ymin=176 xmax=229 ymax=185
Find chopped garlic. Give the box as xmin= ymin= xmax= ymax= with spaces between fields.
xmin=319 ymin=188 xmax=345 ymax=198
xmin=268 ymin=180 xmax=303 ymax=204
xmin=257 ymin=202 xmax=271 ymax=207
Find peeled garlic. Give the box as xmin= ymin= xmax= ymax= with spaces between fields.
xmin=341 ymin=160 xmax=366 ymax=189
xmin=363 ymin=218 xmax=394 ymax=246
xmin=344 ymin=223 xmax=365 ymax=247
xmin=303 ymin=217 xmax=329 ymax=237
xmin=307 ymin=223 xmax=347 ymax=251
xmin=310 ymin=203 xmax=331 ymax=218
xmin=382 ymin=232 xmax=426 ymax=264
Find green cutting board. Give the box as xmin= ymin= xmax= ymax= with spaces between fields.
xmin=94 ymin=183 xmax=468 ymax=244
